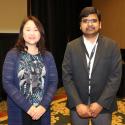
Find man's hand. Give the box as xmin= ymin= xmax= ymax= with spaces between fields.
xmin=89 ymin=102 xmax=103 ymax=118
xmin=76 ymin=104 xmax=91 ymax=118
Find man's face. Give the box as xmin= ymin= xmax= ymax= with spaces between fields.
xmin=80 ymin=14 xmax=101 ymax=37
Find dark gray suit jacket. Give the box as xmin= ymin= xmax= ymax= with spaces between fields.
xmin=62 ymin=35 xmax=122 ymax=113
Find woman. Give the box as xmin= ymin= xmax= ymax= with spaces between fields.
xmin=2 ymin=16 xmax=58 ymax=125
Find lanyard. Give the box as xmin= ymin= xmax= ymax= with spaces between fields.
xmin=85 ymin=43 xmax=97 ymax=95
xmin=86 ymin=43 xmax=97 ymax=76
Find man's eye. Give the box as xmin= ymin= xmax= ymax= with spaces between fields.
xmin=81 ymin=19 xmax=98 ymax=23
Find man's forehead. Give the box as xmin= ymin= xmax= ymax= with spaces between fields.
xmin=83 ymin=14 xmax=98 ymax=18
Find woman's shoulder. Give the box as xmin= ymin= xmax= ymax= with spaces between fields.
xmin=44 ymin=50 xmax=53 ymax=57
xmin=42 ymin=50 xmax=55 ymax=62
xmin=5 ymin=47 xmax=19 ymax=59
xmin=7 ymin=47 xmax=18 ymax=54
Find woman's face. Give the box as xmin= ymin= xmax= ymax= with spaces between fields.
xmin=23 ymin=20 xmax=41 ymax=47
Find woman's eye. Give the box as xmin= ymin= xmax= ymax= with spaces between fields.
xmin=26 ymin=29 xmax=30 ymax=31
xmin=34 ymin=29 xmax=38 ymax=31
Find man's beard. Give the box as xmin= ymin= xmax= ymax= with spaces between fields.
xmin=83 ymin=27 xmax=100 ymax=37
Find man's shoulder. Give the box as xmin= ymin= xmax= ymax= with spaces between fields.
xmin=99 ymin=35 xmax=119 ymax=50
xmin=99 ymin=35 xmax=116 ymax=44
xmin=68 ymin=36 xmax=82 ymax=46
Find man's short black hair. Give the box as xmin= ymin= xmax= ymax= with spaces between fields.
xmin=79 ymin=7 xmax=101 ymax=22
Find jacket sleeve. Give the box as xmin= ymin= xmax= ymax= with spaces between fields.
xmin=62 ymin=43 xmax=83 ymax=108
xmin=2 ymin=49 xmax=32 ymax=112
xmin=97 ymin=43 xmax=122 ymax=109
xmin=41 ymin=52 xmax=58 ymax=109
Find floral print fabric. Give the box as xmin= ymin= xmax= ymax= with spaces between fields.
xmin=18 ymin=52 xmax=46 ymax=106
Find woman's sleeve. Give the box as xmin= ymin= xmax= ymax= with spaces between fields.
xmin=2 ymin=50 xmax=32 ymax=112
xmin=41 ymin=52 xmax=58 ymax=109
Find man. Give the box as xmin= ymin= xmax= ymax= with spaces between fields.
xmin=62 ymin=7 xmax=122 ymax=125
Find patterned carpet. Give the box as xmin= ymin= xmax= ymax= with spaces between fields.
xmin=0 ymin=87 xmax=125 ymax=125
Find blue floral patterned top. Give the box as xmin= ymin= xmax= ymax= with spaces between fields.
xmin=18 ymin=51 xmax=46 ymax=106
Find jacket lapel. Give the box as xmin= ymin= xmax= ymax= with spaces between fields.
xmin=79 ymin=37 xmax=89 ymax=74
xmin=92 ymin=35 xmax=104 ymax=75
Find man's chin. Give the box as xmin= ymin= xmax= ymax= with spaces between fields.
xmin=84 ymin=32 xmax=99 ymax=37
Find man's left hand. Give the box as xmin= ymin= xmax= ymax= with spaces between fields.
xmin=89 ymin=102 xmax=103 ymax=118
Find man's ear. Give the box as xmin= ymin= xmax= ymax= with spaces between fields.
xmin=99 ymin=22 xmax=102 ymax=29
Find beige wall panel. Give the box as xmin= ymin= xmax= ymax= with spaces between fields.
xmin=0 ymin=0 xmax=27 ymax=33
xmin=93 ymin=0 xmax=125 ymax=48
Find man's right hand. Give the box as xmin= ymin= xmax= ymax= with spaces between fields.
xmin=76 ymin=104 xmax=91 ymax=118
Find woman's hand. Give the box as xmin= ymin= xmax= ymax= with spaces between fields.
xmin=32 ymin=105 xmax=46 ymax=120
